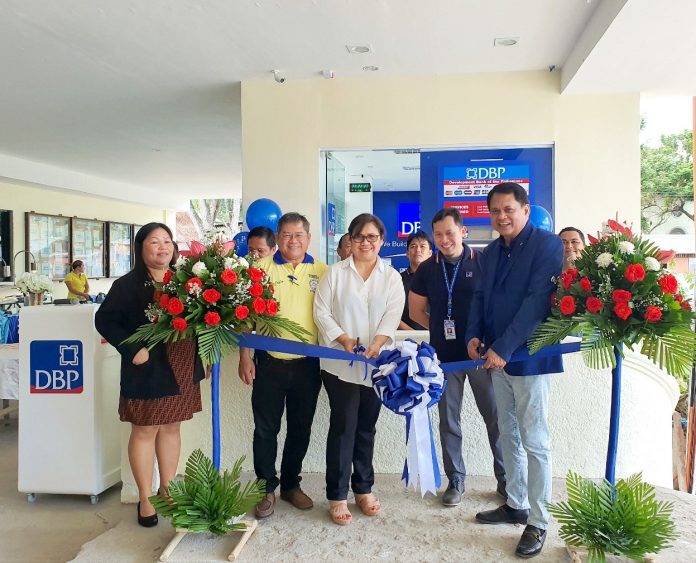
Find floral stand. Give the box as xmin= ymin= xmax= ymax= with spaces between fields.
xmin=159 ymin=519 xmax=258 ymax=562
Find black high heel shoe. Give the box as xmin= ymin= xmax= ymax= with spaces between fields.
xmin=137 ymin=501 xmax=158 ymax=527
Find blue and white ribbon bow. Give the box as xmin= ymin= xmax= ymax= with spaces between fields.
xmin=371 ymin=339 xmax=446 ymax=496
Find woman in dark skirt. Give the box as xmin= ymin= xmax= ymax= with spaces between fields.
xmin=95 ymin=222 xmax=204 ymax=527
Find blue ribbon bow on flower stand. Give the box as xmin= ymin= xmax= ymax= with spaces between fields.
xmin=371 ymin=340 xmax=446 ymax=496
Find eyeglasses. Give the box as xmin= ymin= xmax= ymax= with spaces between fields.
xmin=351 ymin=234 xmax=381 ymax=243
xmin=279 ymin=232 xmax=307 ymax=241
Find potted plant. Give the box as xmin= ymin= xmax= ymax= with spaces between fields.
xmin=15 ymin=271 xmax=52 ymax=305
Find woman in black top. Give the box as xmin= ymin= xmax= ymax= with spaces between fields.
xmin=95 ymin=223 xmax=204 ymax=527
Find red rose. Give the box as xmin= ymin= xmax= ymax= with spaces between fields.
xmin=160 ymin=294 xmax=170 ymax=308
xmin=247 ymin=268 xmax=263 ymax=283
xmin=612 ymin=289 xmax=632 ymax=303
xmin=268 ymin=283 xmax=275 ymax=294
xmin=566 ymin=268 xmax=579 ymax=281
xmin=559 ymin=295 xmax=576 ymax=316
xmin=613 ymin=302 xmax=633 ymax=320
xmin=681 ymin=301 xmax=692 ymax=311
xmin=644 ymin=305 xmax=663 ymax=323
xmin=220 ymin=269 xmax=238 ymax=285
xmin=185 ymin=277 xmax=203 ymax=293
xmin=252 ymin=297 xmax=266 ymax=314
xmin=624 ymin=263 xmax=646 ymax=283
xmin=235 ymin=305 xmax=249 ymax=320
xmin=266 ymin=299 xmax=278 ymax=316
xmin=560 ymin=272 xmax=573 ymax=290
xmin=204 ymin=311 xmax=221 ymax=326
xmin=676 ymin=294 xmax=684 ymax=302
xmin=162 ymin=270 xmax=173 ymax=284
xmin=172 ymin=317 xmax=187 ymax=331
xmin=658 ymin=274 xmax=678 ymax=294
xmin=249 ymin=283 xmax=263 ymax=297
xmin=202 ymin=288 xmax=221 ymax=304
xmin=586 ymin=296 xmax=603 ymax=314
xmin=167 ymin=297 xmax=184 ymax=315
xmin=153 ymin=290 xmax=162 ymax=301
xmin=579 ymin=277 xmax=592 ymax=292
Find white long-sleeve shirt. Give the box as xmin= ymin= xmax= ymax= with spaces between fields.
xmin=313 ymin=256 xmax=406 ymax=386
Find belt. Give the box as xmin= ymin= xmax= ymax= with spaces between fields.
xmin=258 ymin=351 xmax=310 ymax=364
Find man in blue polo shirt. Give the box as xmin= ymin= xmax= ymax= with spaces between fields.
xmin=409 ymin=207 xmax=505 ymax=507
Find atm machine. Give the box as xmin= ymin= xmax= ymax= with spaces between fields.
xmin=18 ymin=304 xmax=121 ymax=503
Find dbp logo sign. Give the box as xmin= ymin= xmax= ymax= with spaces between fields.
xmin=397 ymin=202 xmax=421 ymax=238
xmin=30 ymin=340 xmax=84 ymax=394
xmin=465 ymin=166 xmax=507 ymax=180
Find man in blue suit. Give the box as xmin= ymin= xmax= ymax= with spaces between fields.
xmin=466 ymin=182 xmax=563 ymax=559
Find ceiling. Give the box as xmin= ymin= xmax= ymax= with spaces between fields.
xmin=0 ymin=0 xmax=694 ymax=208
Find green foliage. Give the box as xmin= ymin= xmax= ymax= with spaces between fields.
xmin=641 ymin=129 xmax=693 ymax=233
xmin=549 ymin=471 xmax=677 ymax=562
xmin=150 ymin=449 xmax=264 ymax=536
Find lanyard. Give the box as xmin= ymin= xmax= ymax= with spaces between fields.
xmin=440 ymin=251 xmax=465 ymax=319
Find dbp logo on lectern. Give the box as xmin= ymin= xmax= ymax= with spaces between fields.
xmin=30 ymin=340 xmax=84 ymax=394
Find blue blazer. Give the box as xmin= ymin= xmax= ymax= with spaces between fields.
xmin=465 ymin=222 xmax=564 ymax=376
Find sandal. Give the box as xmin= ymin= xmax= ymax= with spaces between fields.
xmin=355 ymin=493 xmax=381 ymax=516
xmin=328 ymin=501 xmax=353 ymax=525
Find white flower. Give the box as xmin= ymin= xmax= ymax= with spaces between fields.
xmin=191 ymin=261 xmax=208 ymax=277
xmin=618 ymin=241 xmax=635 ymax=254
xmin=644 ymin=256 xmax=661 ymax=271
xmin=174 ymin=255 xmax=187 ymax=270
xmin=596 ymin=253 xmax=613 ymax=268
xmin=16 ymin=272 xmax=53 ymax=294
xmin=223 ymin=257 xmax=238 ymax=270
xmin=237 ymin=257 xmax=249 ymax=268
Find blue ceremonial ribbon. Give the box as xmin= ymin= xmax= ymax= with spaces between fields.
xmin=236 ymin=333 xmax=581 ymax=373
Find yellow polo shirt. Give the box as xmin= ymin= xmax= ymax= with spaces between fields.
xmin=256 ymin=252 xmax=327 ymax=359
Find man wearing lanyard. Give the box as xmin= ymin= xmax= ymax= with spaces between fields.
xmin=409 ymin=208 xmax=505 ymax=507
xmin=238 ymin=212 xmax=327 ymax=519
xmin=466 ymin=182 xmax=563 ymax=558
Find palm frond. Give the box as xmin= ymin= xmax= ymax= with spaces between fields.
xmin=150 ymin=449 xmax=264 ymax=536
xmin=549 ymin=471 xmax=677 ymax=561
xmin=579 ymin=324 xmax=616 ymax=371
xmin=640 ymin=325 xmax=696 ymax=381
xmin=528 ymin=316 xmax=578 ymax=354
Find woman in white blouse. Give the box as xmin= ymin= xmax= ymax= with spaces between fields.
xmin=314 ymin=213 xmax=405 ymax=526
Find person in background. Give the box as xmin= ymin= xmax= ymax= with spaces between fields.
xmin=409 ymin=208 xmax=505 ymax=507
xmin=336 ymin=233 xmax=352 ymax=261
xmin=559 ymin=227 xmax=585 ymax=272
xmin=64 ymin=260 xmax=91 ymax=301
xmin=95 ymin=223 xmax=205 ymax=528
xmin=238 ymin=212 xmax=327 ymax=519
xmin=314 ymin=213 xmax=405 ymax=525
xmin=247 ymin=226 xmax=277 ymax=259
xmin=398 ymin=230 xmax=432 ymax=330
xmin=467 ymin=182 xmax=563 ymax=559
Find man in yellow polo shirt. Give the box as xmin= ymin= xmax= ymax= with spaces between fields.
xmin=238 ymin=212 xmax=327 ymax=519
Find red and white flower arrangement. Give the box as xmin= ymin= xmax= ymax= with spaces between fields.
xmin=529 ymin=219 xmax=696 ymax=380
xmin=125 ymin=239 xmax=310 ymax=366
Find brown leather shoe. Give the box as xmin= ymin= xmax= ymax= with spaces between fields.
xmin=280 ymin=487 xmax=313 ymax=510
xmin=254 ymin=492 xmax=276 ymax=519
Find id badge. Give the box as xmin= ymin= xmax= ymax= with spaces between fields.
xmin=444 ymin=319 xmax=456 ymax=340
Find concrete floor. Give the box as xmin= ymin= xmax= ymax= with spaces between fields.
xmin=3 ymin=409 xmax=696 ymax=562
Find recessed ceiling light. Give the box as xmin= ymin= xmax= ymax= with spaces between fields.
xmin=362 ymin=65 xmax=380 ymax=72
xmin=346 ymin=45 xmax=372 ymax=54
xmin=494 ymin=37 xmax=519 ymax=47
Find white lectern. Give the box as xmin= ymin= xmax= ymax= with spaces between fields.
xmin=18 ymin=304 xmax=121 ymax=503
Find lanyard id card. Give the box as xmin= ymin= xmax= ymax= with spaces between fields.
xmin=444 ymin=319 xmax=456 ymax=340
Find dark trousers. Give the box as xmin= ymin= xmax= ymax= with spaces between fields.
xmin=321 ymin=370 xmax=382 ymax=501
xmin=438 ymin=368 xmax=506 ymax=485
xmin=251 ymin=351 xmax=321 ymax=493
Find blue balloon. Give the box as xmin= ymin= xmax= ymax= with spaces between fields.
xmin=529 ymin=205 xmax=553 ymax=232
xmin=246 ymin=198 xmax=282 ymax=231
xmin=233 ymin=231 xmax=249 ymax=256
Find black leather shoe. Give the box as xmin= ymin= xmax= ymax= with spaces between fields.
xmin=442 ymin=480 xmax=465 ymax=506
xmin=496 ymin=480 xmax=508 ymax=500
xmin=515 ymin=525 xmax=546 ymax=558
xmin=137 ymin=501 xmax=158 ymax=527
xmin=475 ymin=504 xmax=528 ymax=525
